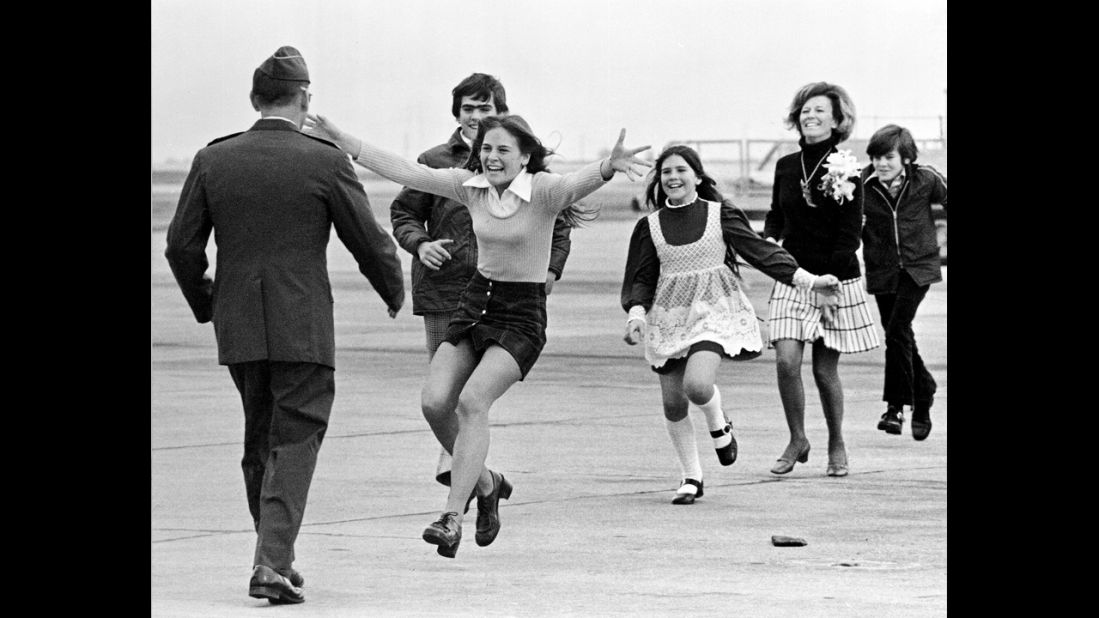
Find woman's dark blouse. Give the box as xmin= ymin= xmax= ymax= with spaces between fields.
xmin=762 ymin=135 xmax=863 ymax=280
xmin=621 ymin=198 xmax=801 ymax=312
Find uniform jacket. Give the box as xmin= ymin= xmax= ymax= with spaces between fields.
xmin=860 ymin=163 xmax=947 ymax=294
xmin=165 ymin=118 xmax=405 ymax=368
xmin=389 ymin=128 xmax=572 ymax=315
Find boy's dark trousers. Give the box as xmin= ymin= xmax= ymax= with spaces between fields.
xmin=874 ymin=270 xmax=936 ymax=412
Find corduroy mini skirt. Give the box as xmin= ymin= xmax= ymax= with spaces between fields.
xmin=443 ymin=271 xmax=548 ymax=379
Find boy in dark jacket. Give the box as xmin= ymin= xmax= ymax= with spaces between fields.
xmin=860 ymin=125 xmax=947 ymax=441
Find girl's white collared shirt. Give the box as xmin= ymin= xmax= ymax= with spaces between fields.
xmin=461 ymin=170 xmax=534 ymax=219
xmin=354 ymin=140 xmax=608 ymax=281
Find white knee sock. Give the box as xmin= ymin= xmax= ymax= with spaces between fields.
xmin=696 ymin=386 xmax=731 ymax=448
xmin=665 ymin=416 xmax=703 ymax=481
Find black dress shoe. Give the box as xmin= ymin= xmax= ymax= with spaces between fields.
xmin=711 ymin=421 xmax=738 ymax=466
xmin=911 ymin=418 xmax=932 ymax=441
xmin=276 ymin=567 xmax=304 ymax=588
xmin=671 ymin=478 xmax=703 ymax=505
xmin=475 ymin=470 xmax=513 ymax=547
xmin=912 ymin=399 xmax=933 ymax=441
xmin=877 ymin=405 xmax=904 ymax=435
xmin=249 ymin=565 xmax=304 ymax=604
xmin=423 ymin=511 xmax=462 ymax=558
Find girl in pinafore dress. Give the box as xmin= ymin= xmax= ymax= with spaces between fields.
xmin=622 ymin=145 xmax=839 ymax=505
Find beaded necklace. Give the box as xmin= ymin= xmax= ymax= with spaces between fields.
xmin=799 ymin=148 xmax=830 ymax=208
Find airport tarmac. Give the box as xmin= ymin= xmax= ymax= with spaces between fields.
xmin=152 ymin=209 xmax=946 ymax=617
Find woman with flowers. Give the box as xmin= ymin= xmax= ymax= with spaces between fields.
xmin=621 ymin=145 xmax=839 ymax=504
xmin=762 ymin=81 xmax=880 ymax=477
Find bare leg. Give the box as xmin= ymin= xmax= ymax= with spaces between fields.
xmin=681 ymin=350 xmax=721 ymax=407
xmin=424 ymin=312 xmax=456 ymax=486
xmin=421 ymin=340 xmax=492 ymax=495
xmin=774 ymin=339 xmax=810 ymax=458
xmin=445 ymin=346 xmax=522 ymax=517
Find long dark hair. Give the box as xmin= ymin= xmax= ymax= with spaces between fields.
xmin=464 ymin=115 xmax=597 ymax=227
xmin=643 ymin=145 xmax=748 ymax=277
xmin=644 ymin=145 xmax=723 ymax=210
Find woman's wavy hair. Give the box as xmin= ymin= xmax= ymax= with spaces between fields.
xmin=643 ymin=145 xmax=723 ymax=210
xmin=784 ymin=81 xmax=857 ymax=143
xmin=464 ymin=114 xmax=597 ymax=227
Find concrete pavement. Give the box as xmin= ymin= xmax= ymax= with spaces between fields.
xmin=152 ymin=207 xmax=946 ymax=617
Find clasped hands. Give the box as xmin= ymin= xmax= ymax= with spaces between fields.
xmin=813 ymin=275 xmax=841 ymax=326
xmin=623 ymin=318 xmax=644 ymax=345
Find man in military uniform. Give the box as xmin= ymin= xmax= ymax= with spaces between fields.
xmin=164 ymin=46 xmax=404 ymax=604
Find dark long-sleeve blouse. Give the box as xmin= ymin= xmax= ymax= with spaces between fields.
xmin=762 ymin=135 xmax=863 ymax=279
xmin=621 ymin=197 xmax=803 ymax=312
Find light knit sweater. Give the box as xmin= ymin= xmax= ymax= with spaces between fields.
xmin=354 ymin=141 xmax=608 ymax=282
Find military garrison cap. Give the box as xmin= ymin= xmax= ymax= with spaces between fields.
xmin=257 ymin=46 xmax=309 ymax=82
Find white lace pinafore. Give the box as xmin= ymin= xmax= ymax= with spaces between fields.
xmin=644 ymin=200 xmax=763 ymax=368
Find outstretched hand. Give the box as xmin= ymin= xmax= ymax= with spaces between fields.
xmin=303 ymin=113 xmax=358 ymax=155
xmin=608 ymin=129 xmax=652 ymax=181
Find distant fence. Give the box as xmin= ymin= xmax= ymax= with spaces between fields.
xmin=629 ymin=130 xmax=949 ymax=266
xmin=662 ymin=137 xmax=947 ymax=198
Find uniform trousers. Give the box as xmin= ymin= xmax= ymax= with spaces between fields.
xmin=228 ymin=360 xmax=334 ymax=570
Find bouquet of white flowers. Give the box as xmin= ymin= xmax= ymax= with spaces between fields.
xmin=817 ymin=149 xmax=860 ymax=205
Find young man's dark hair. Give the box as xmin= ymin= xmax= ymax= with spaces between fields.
xmin=866 ymin=124 xmax=919 ymax=163
xmin=450 ymin=73 xmax=508 ymax=119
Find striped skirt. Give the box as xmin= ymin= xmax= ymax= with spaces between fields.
xmin=767 ymin=277 xmax=880 ymax=354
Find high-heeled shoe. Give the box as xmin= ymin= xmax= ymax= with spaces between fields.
xmin=475 ymin=470 xmax=513 ymax=547
xmin=671 ymin=478 xmax=703 ymax=505
xmin=770 ymin=443 xmax=810 ymax=475
xmin=712 ymin=420 xmax=738 ymax=466
xmin=422 ymin=511 xmax=462 ymax=558
xmin=826 ymin=445 xmax=848 ymax=477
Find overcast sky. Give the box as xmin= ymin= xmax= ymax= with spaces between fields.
xmin=151 ymin=0 xmax=947 ymax=164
